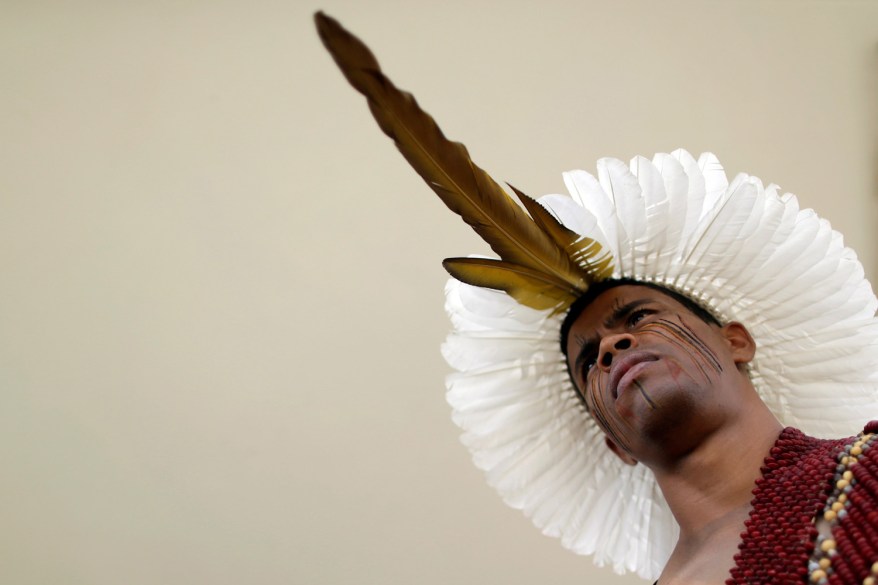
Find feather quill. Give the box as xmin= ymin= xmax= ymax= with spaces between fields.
xmin=315 ymin=12 xmax=594 ymax=294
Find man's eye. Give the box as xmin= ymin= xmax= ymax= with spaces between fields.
xmin=627 ymin=309 xmax=650 ymax=327
xmin=582 ymin=355 xmax=597 ymax=375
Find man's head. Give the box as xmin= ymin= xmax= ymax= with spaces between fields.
xmin=561 ymin=281 xmax=756 ymax=467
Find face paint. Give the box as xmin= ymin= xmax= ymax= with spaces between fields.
xmin=633 ymin=380 xmax=657 ymax=409
xmin=584 ymin=315 xmax=723 ymax=453
xmin=640 ymin=318 xmax=724 ymax=378
xmin=586 ymin=370 xmax=634 ymax=452
xmin=565 ymin=285 xmax=743 ymax=462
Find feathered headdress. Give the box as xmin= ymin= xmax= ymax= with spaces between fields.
xmin=316 ymin=12 xmax=878 ymax=580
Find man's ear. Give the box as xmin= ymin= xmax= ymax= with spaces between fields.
xmin=605 ymin=436 xmax=638 ymax=466
xmin=721 ymin=321 xmax=756 ymax=365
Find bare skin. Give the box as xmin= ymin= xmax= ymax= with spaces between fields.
xmin=565 ymin=285 xmax=782 ymax=584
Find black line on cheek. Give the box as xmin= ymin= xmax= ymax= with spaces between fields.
xmin=642 ymin=326 xmax=712 ymax=382
xmin=588 ymin=374 xmax=631 ymax=452
xmin=587 ymin=376 xmax=607 ymax=426
xmin=634 ymin=380 xmax=656 ymax=409
xmin=578 ymin=378 xmax=591 ymax=413
xmin=651 ymin=318 xmax=723 ymax=374
xmin=676 ymin=320 xmax=723 ymax=373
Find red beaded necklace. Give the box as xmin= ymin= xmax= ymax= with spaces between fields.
xmin=728 ymin=422 xmax=878 ymax=585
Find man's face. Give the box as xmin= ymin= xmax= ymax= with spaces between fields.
xmin=564 ymin=285 xmax=752 ymax=466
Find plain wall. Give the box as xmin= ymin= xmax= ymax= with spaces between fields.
xmin=2 ymin=1 xmax=876 ymax=584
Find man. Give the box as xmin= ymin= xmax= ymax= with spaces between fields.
xmin=317 ymin=12 xmax=878 ymax=583
xmin=561 ymin=281 xmax=828 ymax=583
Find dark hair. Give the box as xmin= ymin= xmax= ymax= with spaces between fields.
xmin=559 ymin=279 xmax=722 ymax=357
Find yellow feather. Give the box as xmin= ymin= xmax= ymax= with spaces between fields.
xmin=443 ymin=258 xmax=578 ymax=314
xmin=570 ymin=239 xmax=615 ymax=281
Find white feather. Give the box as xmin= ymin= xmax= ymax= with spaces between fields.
xmin=650 ymin=153 xmax=690 ymax=278
xmin=597 ymin=158 xmax=646 ymax=275
xmin=697 ymin=152 xmax=728 ymax=217
xmin=630 ymin=155 xmax=669 ymax=277
xmin=563 ymin=169 xmax=621 ymax=261
xmin=537 ymin=194 xmax=612 ymax=260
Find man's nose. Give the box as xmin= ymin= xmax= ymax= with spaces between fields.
xmin=598 ymin=333 xmax=636 ymax=371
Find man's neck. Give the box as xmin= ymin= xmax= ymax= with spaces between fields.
xmin=654 ymin=397 xmax=782 ymax=537
xmin=654 ymin=401 xmax=783 ymax=538
xmin=650 ymin=393 xmax=783 ymax=584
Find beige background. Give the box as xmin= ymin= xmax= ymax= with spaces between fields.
xmin=2 ymin=1 xmax=877 ymax=584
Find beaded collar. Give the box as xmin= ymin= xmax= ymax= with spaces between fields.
xmin=729 ymin=423 xmax=878 ymax=584
xmin=808 ymin=426 xmax=878 ymax=585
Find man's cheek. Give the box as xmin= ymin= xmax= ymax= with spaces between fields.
xmin=586 ymin=377 xmax=627 ymax=448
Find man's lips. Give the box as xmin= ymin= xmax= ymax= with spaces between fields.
xmin=608 ymin=352 xmax=659 ymax=400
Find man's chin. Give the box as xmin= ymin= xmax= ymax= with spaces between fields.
xmin=632 ymin=392 xmax=707 ymax=461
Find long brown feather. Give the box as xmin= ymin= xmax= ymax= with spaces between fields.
xmin=443 ymin=258 xmax=578 ymax=314
xmin=315 ymin=12 xmax=587 ymax=289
